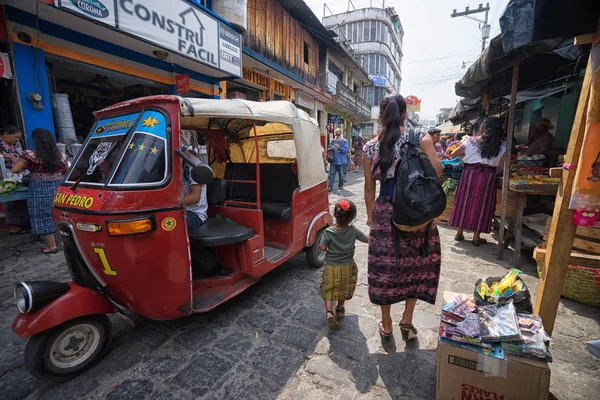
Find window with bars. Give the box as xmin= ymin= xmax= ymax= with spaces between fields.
xmin=363 ymin=86 xmax=388 ymax=107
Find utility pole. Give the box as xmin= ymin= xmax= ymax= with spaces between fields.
xmin=451 ymin=3 xmax=491 ymax=53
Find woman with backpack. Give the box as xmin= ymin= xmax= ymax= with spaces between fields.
xmin=448 ymin=117 xmax=507 ymax=246
xmin=363 ymin=95 xmax=443 ymax=340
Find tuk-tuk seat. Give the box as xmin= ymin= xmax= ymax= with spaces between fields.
xmin=188 ymin=219 xmax=253 ymax=247
xmin=224 ymin=163 xmax=296 ymax=221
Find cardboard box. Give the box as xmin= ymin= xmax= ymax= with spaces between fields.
xmin=437 ymin=340 xmax=550 ymax=400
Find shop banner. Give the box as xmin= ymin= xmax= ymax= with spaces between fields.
xmin=54 ymin=0 xmax=242 ymax=77
xmin=0 ymin=52 xmax=12 ymax=79
xmin=570 ymin=36 xmax=600 ymax=217
xmin=176 ymin=73 xmax=190 ymax=94
xmin=295 ymin=93 xmax=314 ymax=110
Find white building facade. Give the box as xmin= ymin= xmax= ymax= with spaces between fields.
xmin=323 ymin=7 xmax=404 ymax=137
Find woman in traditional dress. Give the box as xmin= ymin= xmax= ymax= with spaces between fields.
xmin=0 ymin=126 xmax=29 ymax=233
xmin=353 ymin=137 xmax=363 ymax=172
xmin=12 ymin=128 xmax=69 ymax=253
xmin=363 ymin=95 xmax=443 ymax=340
xmin=448 ymin=117 xmax=507 ymax=246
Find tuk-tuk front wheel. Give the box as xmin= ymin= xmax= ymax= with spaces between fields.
xmin=306 ymin=229 xmax=327 ymax=267
xmin=24 ymin=315 xmax=112 ymax=382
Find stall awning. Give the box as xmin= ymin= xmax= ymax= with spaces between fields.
xmin=499 ymin=0 xmax=600 ymax=53
xmin=455 ymin=35 xmax=584 ymax=100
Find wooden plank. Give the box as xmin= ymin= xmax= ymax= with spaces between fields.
xmin=574 ymin=33 xmax=596 ymax=46
xmin=534 ymin=57 xmax=593 ymax=335
xmin=265 ymin=0 xmax=274 ymax=58
xmin=575 ymin=225 xmax=600 ymax=240
xmin=572 ymin=237 xmax=600 ymax=255
xmin=534 ymin=247 xmax=600 ymax=268
xmin=498 ymin=61 xmax=519 ymax=260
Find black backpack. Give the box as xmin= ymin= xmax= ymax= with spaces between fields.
xmin=392 ymin=130 xmax=446 ymax=232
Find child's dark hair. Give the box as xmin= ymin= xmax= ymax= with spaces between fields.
xmin=334 ymin=199 xmax=357 ymax=226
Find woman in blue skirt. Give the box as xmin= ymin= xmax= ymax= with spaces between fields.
xmin=12 ymin=128 xmax=69 ymax=253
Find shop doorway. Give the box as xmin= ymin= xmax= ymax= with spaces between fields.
xmin=46 ymin=57 xmax=169 ymax=143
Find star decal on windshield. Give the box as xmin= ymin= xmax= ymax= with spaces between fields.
xmin=142 ymin=116 xmax=160 ymax=128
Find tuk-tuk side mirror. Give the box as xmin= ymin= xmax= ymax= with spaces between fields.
xmin=191 ymin=164 xmax=214 ymax=185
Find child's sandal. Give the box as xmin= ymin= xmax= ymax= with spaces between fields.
xmin=326 ymin=310 xmax=340 ymax=330
xmin=335 ymin=306 xmax=345 ymax=319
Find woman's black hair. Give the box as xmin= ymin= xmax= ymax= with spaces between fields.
xmin=1 ymin=125 xmax=20 ymax=136
xmin=334 ymin=199 xmax=357 ymax=226
xmin=32 ymin=128 xmax=63 ymax=173
xmin=376 ymin=95 xmax=407 ymax=177
xmin=479 ymin=117 xmax=504 ymax=159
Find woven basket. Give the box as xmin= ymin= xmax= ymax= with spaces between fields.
xmin=536 ymin=260 xmax=600 ymax=307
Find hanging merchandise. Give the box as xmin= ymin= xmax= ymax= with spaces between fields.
xmin=0 ymin=52 xmax=13 ymax=79
xmin=570 ymin=37 xmax=600 ymax=222
xmin=51 ymin=93 xmax=78 ymax=145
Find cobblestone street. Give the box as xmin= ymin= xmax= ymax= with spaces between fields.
xmin=1 ymin=173 xmax=599 ymax=400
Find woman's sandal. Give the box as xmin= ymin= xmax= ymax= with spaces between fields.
xmin=472 ymin=238 xmax=488 ymax=247
xmin=9 ymin=227 xmax=29 ymax=235
xmin=42 ymin=248 xmax=59 ymax=254
xmin=454 ymin=233 xmax=465 ymax=241
xmin=399 ymin=323 xmax=418 ymax=341
xmin=378 ymin=321 xmax=393 ymax=337
xmin=335 ymin=306 xmax=345 ymax=319
xmin=326 ymin=311 xmax=340 ymax=330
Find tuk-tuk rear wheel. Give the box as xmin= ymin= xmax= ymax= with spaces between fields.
xmin=306 ymin=229 xmax=326 ymax=267
xmin=24 ymin=315 xmax=112 ymax=382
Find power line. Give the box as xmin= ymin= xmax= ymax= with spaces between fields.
xmin=406 ymin=49 xmax=481 ymax=64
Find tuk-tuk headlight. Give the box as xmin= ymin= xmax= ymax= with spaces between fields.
xmin=107 ymin=216 xmax=155 ymax=236
xmin=14 ymin=282 xmax=33 ymax=313
xmin=13 ymin=281 xmax=70 ymax=314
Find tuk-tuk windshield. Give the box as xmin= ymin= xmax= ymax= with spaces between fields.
xmin=65 ymin=111 xmax=169 ymax=187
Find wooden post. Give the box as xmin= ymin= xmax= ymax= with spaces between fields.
xmin=534 ymin=58 xmax=592 ymax=335
xmin=497 ymin=61 xmax=519 ymax=260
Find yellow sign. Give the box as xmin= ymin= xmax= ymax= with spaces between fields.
xmin=242 ymin=67 xmax=270 ymax=89
xmin=161 ymin=217 xmax=177 ymax=231
xmin=54 ymin=193 xmax=95 ymax=209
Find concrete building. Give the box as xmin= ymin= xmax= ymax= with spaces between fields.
xmin=323 ymin=7 xmax=404 ymax=137
xmin=437 ymin=107 xmax=454 ymax=126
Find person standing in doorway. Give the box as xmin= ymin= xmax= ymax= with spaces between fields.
xmin=328 ymin=128 xmax=349 ymax=192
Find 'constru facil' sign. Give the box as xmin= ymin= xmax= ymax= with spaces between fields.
xmin=55 ymin=0 xmax=242 ymax=77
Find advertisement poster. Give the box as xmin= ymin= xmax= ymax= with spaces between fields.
xmin=570 ymin=36 xmax=600 ymax=211
xmin=406 ymin=95 xmax=421 ymax=112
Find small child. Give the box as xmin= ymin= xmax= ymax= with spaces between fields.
xmin=320 ymin=199 xmax=369 ymax=330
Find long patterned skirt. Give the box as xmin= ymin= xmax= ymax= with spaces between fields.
xmin=4 ymin=200 xmax=30 ymax=226
xmin=27 ymin=179 xmax=61 ymax=236
xmin=448 ymin=163 xmax=497 ymax=233
xmin=321 ymin=261 xmax=358 ymax=301
xmin=367 ymin=197 xmax=441 ymax=306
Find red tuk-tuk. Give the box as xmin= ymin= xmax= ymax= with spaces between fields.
xmin=11 ymin=96 xmax=331 ymax=381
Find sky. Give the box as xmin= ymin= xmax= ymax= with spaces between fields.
xmin=304 ymin=0 xmax=511 ymax=120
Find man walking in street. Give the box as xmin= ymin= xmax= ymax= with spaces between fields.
xmin=328 ymin=128 xmax=349 ymax=192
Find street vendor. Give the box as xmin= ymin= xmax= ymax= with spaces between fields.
xmin=0 ymin=126 xmax=29 ymax=234
xmin=521 ymin=118 xmax=555 ymax=157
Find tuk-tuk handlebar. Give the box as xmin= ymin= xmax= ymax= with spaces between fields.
xmin=175 ymin=148 xmax=201 ymax=168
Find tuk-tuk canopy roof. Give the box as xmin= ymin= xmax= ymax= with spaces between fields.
xmin=179 ymin=98 xmax=313 ymax=125
xmin=178 ymin=97 xmax=326 ymax=192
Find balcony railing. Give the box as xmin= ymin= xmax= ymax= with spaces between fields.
xmin=333 ymin=82 xmax=371 ymax=121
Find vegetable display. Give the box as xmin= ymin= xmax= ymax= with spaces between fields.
xmin=0 ymin=180 xmax=25 ymax=194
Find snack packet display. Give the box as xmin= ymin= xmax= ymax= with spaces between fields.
xmin=474 ymin=269 xmax=533 ymax=313
xmin=441 ymin=294 xmax=476 ymax=321
xmin=501 ymin=313 xmax=552 ymax=361
xmin=478 ymin=301 xmax=521 ymax=342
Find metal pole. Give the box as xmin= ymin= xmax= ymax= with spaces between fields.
xmin=498 ymin=61 xmax=519 ymax=260
xmin=482 ymin=8 xmax=490 ymax=52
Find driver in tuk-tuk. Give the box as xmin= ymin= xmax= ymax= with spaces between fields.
xmin=182 ymin=148 xmax=208 ymax=230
